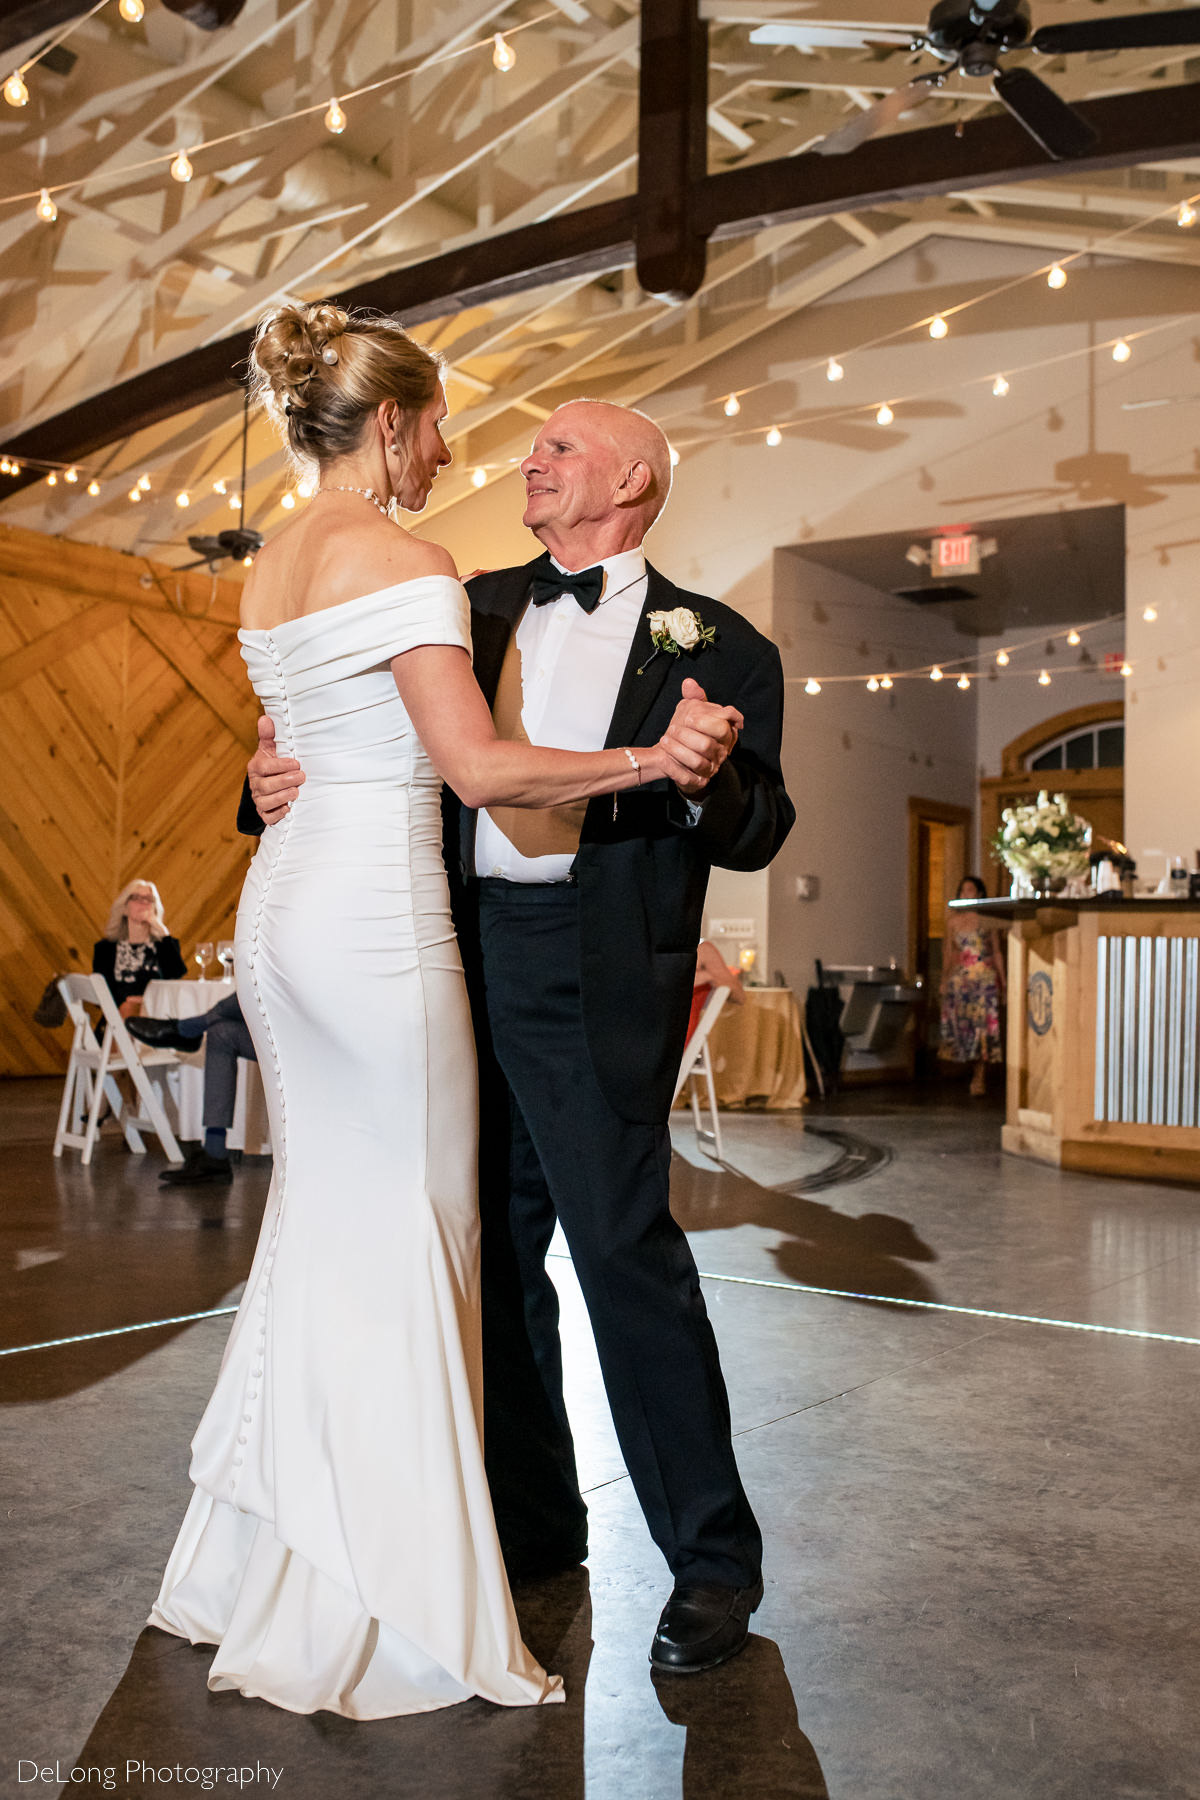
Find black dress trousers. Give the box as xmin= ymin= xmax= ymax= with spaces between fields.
xmin=476 ymin=878 xmax=763 ymax=1591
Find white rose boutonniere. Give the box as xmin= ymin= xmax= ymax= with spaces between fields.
xmin=639 ymin=606 xmax=716 ymax=674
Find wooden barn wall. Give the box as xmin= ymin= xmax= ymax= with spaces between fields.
xmin=0 ymin=524 xmax=255 ymax=1076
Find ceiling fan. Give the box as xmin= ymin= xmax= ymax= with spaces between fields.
xmin=179 ymin=525 xmax=265 ymax=571
xmin=811 ymin=0 xmax=1200 ymax=161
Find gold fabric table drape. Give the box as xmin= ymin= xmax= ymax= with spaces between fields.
xmin=705 ymin=987 xmax=807 ymax=1110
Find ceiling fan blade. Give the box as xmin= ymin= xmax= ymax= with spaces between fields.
xmin=991 ymin=67 xmax=1099 ymax=160
xmin=811 ymin=78 xmax=939 ymax=156
xmin=1032 ymin=8 xmax=1200 ymax=55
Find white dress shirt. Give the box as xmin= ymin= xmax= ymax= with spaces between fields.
xmin=474 ymin=546 xmax=648 ymax=883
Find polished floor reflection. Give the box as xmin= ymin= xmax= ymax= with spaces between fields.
xmin=3 ymin=1077 xmax=1199 ymax=1798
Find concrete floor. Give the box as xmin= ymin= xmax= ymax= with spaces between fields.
xmin=3 ymin=1076 xmax=1199 ymax=1799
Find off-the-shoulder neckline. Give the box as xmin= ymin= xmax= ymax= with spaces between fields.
xmin=238 ymin=573 xmax=464 ymax=639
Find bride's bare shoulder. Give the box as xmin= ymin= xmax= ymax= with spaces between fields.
xmin=243 ymin=510 xmax=459 ymax=627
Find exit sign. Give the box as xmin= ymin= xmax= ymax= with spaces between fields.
xmin=1103 ymin=651 xmax=1125 ymax=675
xmin=933 ymin=533 xmax=980 ymax=576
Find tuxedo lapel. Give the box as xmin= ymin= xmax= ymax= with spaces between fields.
xmin=467 ymin=561 xmax=538 ymax=707
xmin=603 ymin=563 xmax=677 ymax=750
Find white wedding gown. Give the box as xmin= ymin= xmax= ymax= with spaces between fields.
xmin=149 ymin=576 xmax=563 ymax=1717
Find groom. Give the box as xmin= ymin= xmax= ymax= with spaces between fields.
xmin=243 ymin=399 xmax=794 ymax=1673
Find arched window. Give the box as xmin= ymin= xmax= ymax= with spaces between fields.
xmin=1026 ymin=720 xmax=1123 ymax=773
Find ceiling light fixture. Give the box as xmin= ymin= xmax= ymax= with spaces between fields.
xmin=1067 ymin=628 xmax=1080 ymax=645
xmin=280 ymin=492 xmax=296 ymax=510
xmin=867 ymin=677 xmax=880 ymax=692
xmin=46 ymin=471 xmax=57 ymax=487
xmin=471 ymin=468 xmax=488 ymax=488
xmin=929 ymin=665 xmax=943 ymax=682
xmin=929 ymin=315 xmax=948 ymax=339
xmin=826 ymin=357 xmax=844 ymax=382
xmin=118 ymin=0 xmax=144 ymax=19
xmin=876 ymin=403 xmax=894 ymax=426
xmin=492 ymin=33 xmax=516 ymax=72
xmin=87 ymin=480 xmax=100 ymax=496
xmin=137 ymin=473 xmax=151 ymax=491
xmin=324 ymin=97 xmax=347 ymax=134
xmin=804 ymin=678 xmax=821 ymax=695
xmin=64 ymin=467 xmax=78 ymax=483
xmin=1047 ymin=264 xmax=1067 ymax=289
xmin=1038 ymin=668 xmax=1051 ymax=685
xmin=170 ymin=148 xmax=194 ymax=183
xmin=36 ymin=188 xmax=57 ymax=223
xmin=1142 ymin=605 xmax=1157 ymax=621
xmin=1178 ymin=201 xmax=1197 ymax=229
xmin=1112 ymin=338 xmax=1131 ymax=363
xmin=992 ymin=374 xmax=1010 ymax=397
xmin=880 ymin=675 xmax=893 ymax=690
xmin=176 ymin=491 xmax=189 ymax=508
xmin=766 ymin=426 xmax=783 ymax=446
xmin=723 ymin=394 xmax=741 ymax=417
xmin=957 ymin=673 xmax=970 ymax=690
xmin=4 ymin=72 xmax=29 ymax=107
xmin=996 ymin=648 xmax=1010 ymax=666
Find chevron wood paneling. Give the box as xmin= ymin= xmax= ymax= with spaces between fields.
xmin=0 ymin=526 xmax=253 ymax=1076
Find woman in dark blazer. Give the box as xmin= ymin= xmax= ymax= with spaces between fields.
xmin=92 ymin=878 xmax=186 ymax=1017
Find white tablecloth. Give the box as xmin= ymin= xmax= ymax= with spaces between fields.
xmin=141 ymin=978 xmax=272 ymax=1155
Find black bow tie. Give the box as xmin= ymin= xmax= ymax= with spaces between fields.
xmin=529 ymin=555 xmax=605 ymax=614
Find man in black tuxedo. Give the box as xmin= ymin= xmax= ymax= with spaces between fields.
xmin=242 ymin=399 xmax=794 ymax=1673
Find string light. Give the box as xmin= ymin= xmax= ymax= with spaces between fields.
xmin=996 ymin=649 xmax=1010 ymax=666
xmin=929 ymin=665 xmax=943 ymax=682
xmin=242 ymin=554 xmax=254 ymax=567
xmin=1120 ymin=661 xmax=1133 ymax=678
xmin=36 ymin=188 xmax=57 ymax=223
xmin=137 ymin=473 xmax=151 ymax=491
xmin=8 ymin=461 xmax=19 ymax=476
xmin=324 ymin=97 xmax=347 ymax=134
xmin=957 ymin=673 xmax=970 ymax=690
xmin=826 ymin=358 xmax=844 ymax=382
xmin=765 ymin=426 xmax=782 ymax=446
xmin=867 ymin=677 xmax=880 ymax=691
xmin=118 ymin=0 xmax=145 ymax=21
xmin=1178 ymin=201 xmax=1197 ymax=229
xmin=0 ymin=459 xmax=9 ymax=474
xmin=1142 ymin=605 xmax=1157 ymax=622
xmin=297 ymin=477 xmax=317 ymax=499
xmin=1067 ymin=629 xmax=1081 ymax=646
xmin=471 ymin=468 xmax=488 ymax=488
xmin=876 ymin=403 xmax=894 ymax=426
xmin=170 ymin=148 xmax=194 ymax=184
xmin=64 ymin=466 xmax=78 ymax=483
xmin=492 ymin=33 xmax=516 ymax=72
xmin=175 ymin=490 xmax=189 ymax=507
xmin=880 ymin=675 xmax=893 ymax=690
xmin=128 ymin=485 xmax=141 ymax=503
xmin=804 ymin=678 xmax=821 ymax=695
xmin=1047 ymin=264 xmax=1067 ymax=290
xmin=4 ymin=72 xmax=29 ymax=107
xmin=45 ymin=471 xmax=57 ymax=487
xmin=668 ymin=445 xmax=680 ymax=467
xmin=280 ymin=491 xmax=296 ymax=510
xmin=1038 ymin=669 xmax=1051 ymax=685
xmin=228 ymin=492 xmax=241 ymax=510
xmin=992 ymin=374 xmax=1009 ymax=397
xmin=929 ymin=315 xmax=948 ymax=340
xmin=87 ymin=479 xmax=100 ymax=496
xmin=1112 ymin=338 xmax=1131 ymax=363
xmin=723 ymin=394 xmax=741 ymax=417
xmin=212 ymin=478 xmax=227 ymax=495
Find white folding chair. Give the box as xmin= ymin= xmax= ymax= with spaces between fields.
xmin=672 ymin=985 xmax=731 ymax=1162
xmin=53 ymin=975 xmax=183 ymax=1166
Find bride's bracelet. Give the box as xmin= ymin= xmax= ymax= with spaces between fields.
xmin=621 ymin=747 xmax=642 ymax=786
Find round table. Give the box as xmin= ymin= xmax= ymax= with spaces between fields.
xmin=141 ymin=977 xmax=272 ymax=1155
xmin=706 ymin=987 xmax=807 ymax=1110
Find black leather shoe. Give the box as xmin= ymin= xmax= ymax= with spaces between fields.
xmin=127 ymin=1017 xmax=200 ymax=1055
xmin=649 ymin=1577 xmax=764 ymax=1674
xmin=159 ymin=1148 xmax=233 ymax=1187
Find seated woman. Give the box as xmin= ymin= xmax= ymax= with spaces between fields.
xmin=92 ymin=879 xmax=186 ymax=1019
xmin=940 ymin=874 xmax=1006 ymax=1096
xmin=687 ymin=939 xmax=746 ymax=1042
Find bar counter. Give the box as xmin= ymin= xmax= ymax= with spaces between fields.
xmin=956 ymin=898 xmax=1200 ymax=1184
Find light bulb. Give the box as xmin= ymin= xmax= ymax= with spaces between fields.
xmin=213 ymin=477 xmax=227 ymax=495
xmin=242 ymin=554 xmax=254 ymax=568
xmin=492 ymin=32 xmax=516 ymax=72
xmin=9 ymin=461 xmax=19 ymax=476
xmin=766 ymin=426 xmax=782 ymax=447
xmin=128 ymin=486 xmax=141 ymax=503
xmin=1112 ymin=338 xmax=1131 ymax=363
xmin=1178 ymin=201 xmax=1197 ymax=229
xmin=297 ymin=476 xmax=316 ymax=498
xmin=471 ymin=468 xmax=488 ymax=488
xmin=87 ymin=480 xmax=100 ymax=496
xmin=880 ymin=675 xmax=893 ymax=690
xmin=929 ymin=314 xmax=948 ymax=340
xmin=1142 ymin=604 xmax=1157 ymax=622
xmin=324 ymin=97 xmax=346 ymax=134
xmin=996 ymin=649 xmax=1009 ymax=666
xmin=36 ymin=188 xmax=57 ymax=223
xmin=175 ymin=491 xmax=189 ymax=508
xmin=1066 ymin=628 xmax=1080 ymax=646
xmin=804 ymin=678 xmax=821 ymax=695
xmin=119 ymin=0 xmax=144 ymax=19
xmin=137 ymin=473 xmax=151 ymax=491
xmin=46 ymin=471 xmax=57 ymax=487
xmin=930 ymin=665 xmax=943 ymax=682
xmin=992 ymin=374 xmax=1009 ymax=397
xmin=4 ymin=71 xmax=29 ymax=107
xmin=1038 ymin=669 xmax=1051 ymax=686
xmin=1047 ymin=263 xmax=1067 ymax=290
xmin=280 ymin=491 xmax=296 ymax=510
xmin=0 ymin=459 xmax=9 ymax=474
xmin=876 ymin=403 xmax=894 ymax=426
xmin=64 ymin=466 xmax=78 ymax=483
xmin=170 ymin=148 xmax=193 ymax=184
xmin=229 ymin=492 xmax=240 ymax=510
xmin=724 ymin=394 xmax=741 ymax=417
xmin=957 ymin=674 xmax=970 ymax=690
xmin=1120 ymin=661 xmax=1133 ymax=678
xmin=669 ymin=445 xmax=680 ymax=467
xmin=826 ymin=357 xmax=844 ymax=382
xmin=867 ymin=677 xmax=880 ymax=692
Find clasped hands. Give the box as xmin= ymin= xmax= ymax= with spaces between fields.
xmin=247 ymin=675 xmax=743 ymax=825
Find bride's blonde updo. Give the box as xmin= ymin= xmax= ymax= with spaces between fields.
xmin=250 ymin=301 xmax=443 ymax=473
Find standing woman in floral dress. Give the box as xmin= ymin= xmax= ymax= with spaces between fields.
xmin=940 ymin=875 xmax=1006 ymax=1095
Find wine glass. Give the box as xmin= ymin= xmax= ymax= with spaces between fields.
xmin=194 ymin=941 xmax=214 ymax=981
xmin=216 ymin=940 xmax=235 ymax=982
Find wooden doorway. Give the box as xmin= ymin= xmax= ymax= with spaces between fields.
xmin=908 ymin=798 xmax=973 ymax=1063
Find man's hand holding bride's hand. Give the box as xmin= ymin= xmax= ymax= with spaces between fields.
xmin=248 ymin=714 xmax=306 ymax=825
xmin=654 ymin=678 xmax=743 ymax=796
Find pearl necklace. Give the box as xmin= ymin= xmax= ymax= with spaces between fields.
xmin=317 ymin=484 xmax=397 ymax=521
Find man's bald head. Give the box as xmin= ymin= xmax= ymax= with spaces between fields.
xmin=520 ymin=401 xmax=675 ymax=565
xmin=549 ymin=400 xmax=674 ymax=525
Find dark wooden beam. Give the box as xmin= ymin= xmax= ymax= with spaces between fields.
xmin=0 ymin=1 xmax=91 ymax=58
xmin=635 ymin=0 xmax=710 ymax=303
xmin=5 ymin=79 xmax=1200 ymax=487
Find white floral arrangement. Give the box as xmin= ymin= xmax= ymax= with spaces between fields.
xmin=991 ymin=790 xmax=1092 ymax=894
xmin=639 ymin=606 xmax=715 ymax=674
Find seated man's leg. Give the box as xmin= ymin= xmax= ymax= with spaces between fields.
xmin=159 ymin=1009 xmax=256 ymax=1187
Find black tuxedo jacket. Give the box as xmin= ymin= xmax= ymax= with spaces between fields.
xmin=446 ymin=557 xmax=794 ymax=1124
xmin=237 ymin=557 xmax=795 ymax=1124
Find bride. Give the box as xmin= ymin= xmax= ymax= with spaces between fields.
xmin=148 ymin=302 xmax=697 ymax=1718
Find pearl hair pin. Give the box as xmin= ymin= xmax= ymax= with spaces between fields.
xmin=321 ymin=347 xmax=339 ymax=365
